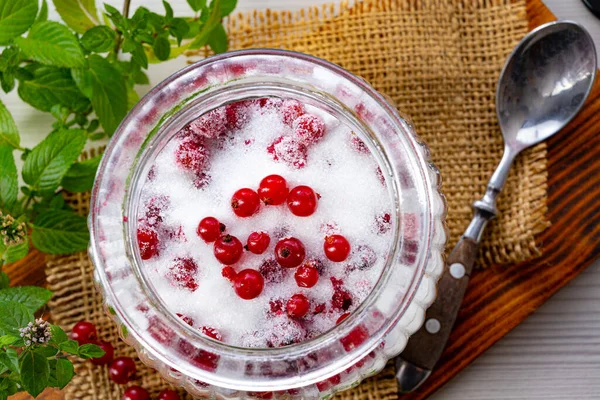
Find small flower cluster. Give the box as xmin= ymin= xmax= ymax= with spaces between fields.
xmin=0 ymin=212 xmax=26 ymax=246
xmin=19 ymin=318 xmax=51 ymax=347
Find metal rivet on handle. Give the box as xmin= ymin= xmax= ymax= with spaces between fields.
xmin=450 ymin=263 xmax=466 ymax=279
xmin=425 ymin=318 xmax=441 ymax=334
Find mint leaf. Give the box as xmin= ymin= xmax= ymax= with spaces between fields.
xmin=49 ymin=324 xmax=68 ymax=345
xmin=0 ymin=348 xmax=18 ymax=373
xmin=208 ymin=23 xmax=228 ymax=54
xmin=87 ymin=55 xmax=127 ymax=135
xmin=31 ymin=210 xmax=89 ymax=254
xmin=127 ymin=85 xmax=139 ymax=110
xmin=61 ymin=155 xmax=101 ymax=192
xmin=22 ymin=128 xmax=87 ymax=195
xmin=59 ymin=339 xmax=78 ymax=355
xmin=153 ymin=36 xmax=171 ymax=61
xmin=0 ymin=146 xmax=17 ymax=209
xmin=78 ymin=343 xmax=105 ymax=359
xmin=0 ymin=99 xmax=20 ymax=149
xmin=189 ymin=2 xmax=222 ymax=49
xmin=71 ymin=67 xmax=93 ymax=98
xmin=20 ymin=350 xmax=50 ymax=398
xmin=17 ymin=65 xmax=90 ymax=112
xmin=0 ymin=376 xmax=18 ymax=399
xmin=0 ymin=273 xmax=8 ymax=290
xmin=54 ymin=358 xmax=74 ymax=389
xmin=15 ymin=21 xmax=86 ymax=68
xmin=0 ymin=239 xmax=28 ymax=264
xmin=0 ymin=300 xmax=34 ymax=335
xmin=0 ymin=335 xmax=18 ymax=346
xmin=0 ymin=287 xmax=53 ymax=313
xmin=187 ymin=0 xmax=206 ymax=12
xmin=34 ymin=346 xmax=58 ymax=358
xmin=219 ymin=0 xmax=237 ymax=16
xmin=0 ymin=0 xmax=38 ymax=45
xmin=81 ymin=26 xmax=116 ymax=53
xmin=52 ymin=0 xmax=99 ymax=34
xmin=36 ymin=0 xmax=48 ymax=23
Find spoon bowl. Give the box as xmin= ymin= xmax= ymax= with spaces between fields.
xmin=497 ymin=21 xmax=597 ymax=151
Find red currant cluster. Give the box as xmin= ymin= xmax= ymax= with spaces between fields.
xmin=195 ymin=174 xmax=352 ymax=316
xmin=71 ymin=321 xmax=181 ymax=400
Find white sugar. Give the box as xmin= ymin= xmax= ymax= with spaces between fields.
xmin=138 ymin=100 xmax=393 ymax=347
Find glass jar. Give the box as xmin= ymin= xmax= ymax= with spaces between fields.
xmin=89 ymin=49 xmax=446 ymax=399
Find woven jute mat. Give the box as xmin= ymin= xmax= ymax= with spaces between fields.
xmin=46 ymin=0 xmax=548 ymax=398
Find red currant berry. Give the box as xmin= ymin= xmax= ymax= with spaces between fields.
xmin=294 ymin=265 xmax=319 ymax=288
xmin=197 ymin=217 xmax=225 ymax=242
xmin=258 ymin=175 xmax=289 ymax=205
xmin=123 ymin=386 xmax=150 ymax=400
xmin=214 ymin=235 xmax=244 ymax=265
xmin=89 ymin=341 xmax=114 ymax=366
xmin=221 ymin=266 xmax=237 ymax=281
xmin=274 ymin=237 xmax=306 ymax=268
xmin=188 ymin=108 xmax=227 ymax=139
xmin=137 ymin=226 xmax=159 ymax=260
xmin=246 ymin=231 xmax=270 ymax=254
xmin=286 ymin=294 xmax=310 ymax=319
xmin=281 ymin=99 xmax=305 ymax=125
xmin=324 ymin=235 xmax=351 ymax=262
xmin=167 ymin=257 xmax=199 ymax=291
xmin=231 ymin=188 xmax=260 ymax=217
xmin=233 ymin=269 xmax=264 ymax=300
xmin=201 ymin=326 xmax=223 ymax=341
xmin=157 ymin=389 xmax=181 ymax=400
xmin=71 ymin=321 xmax=97 ymax=345
xmin=175 ymin=134 xmax=210 ymax=173
xmin=109 ymin=356 xmax=137 ymax=384
xmin=336 ymin=313 xmax=350 ymax=324
xmin=177 ymin=313 xmax=194 ymax=327
xmin=293 ymin=114 xmax=325 ymax=145
xmin=267 ymin=136 xmax=308 ymax=169
xmin=286 ymin=186 xmax=318 ymax=217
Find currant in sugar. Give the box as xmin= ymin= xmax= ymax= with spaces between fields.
xmin=287 ymin=185 xmax=318 ymax=217
xmin=197 ymin=216 xmax=225 ymax=242
xmin=294 ymin=265 xmax=319 ymax=288
xmin=136 ymin=226 xmax=159 ymax=260
xmin=201 ymin=326 xmax=223 ymax=341
xmin=231 ymin=188 xmax=260 ymax=217
xmin=214 ymin=235 xmax=244 ymax=265
xmin=286 ymin=294 xmax=310 ymax=319
xmin=246 ymin=231 xmax=271 ymax=254
xmin=233 ymin=269 xmax=265 ymax=300
xmin=324 ymin=234 xmax=351 ymax=262
xmin=274 ymin=237 xmax=306 ymax=268
xmin=258 ymin=174 xmax=289 ymax=205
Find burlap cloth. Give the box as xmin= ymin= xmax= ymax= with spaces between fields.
xmin=46 ymin=0 xmax=549 ymax=398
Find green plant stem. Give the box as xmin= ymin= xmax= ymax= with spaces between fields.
xmin=22 ymin=194 xmax=34 ymax=211
xmin=113 ymin=0 xmax=133 ymax=55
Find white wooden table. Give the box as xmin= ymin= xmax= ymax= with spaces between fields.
xmin=11 ymin=0 xmax=600 ymax=398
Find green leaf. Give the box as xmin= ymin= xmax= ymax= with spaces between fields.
xmin=104 ymin=4 xmax=126 ymax=31
xmin=132 ymin=69 xmax=149 ymax=85
xmin=87 ymin=55 xmax=127 ymax=135
xmin=22 ymin=128 xmax=87 ymax=195
xmin=49 ymin=324 xmax=68 ymax=345
xmin=0 ymin=300 xmax=34 ymax=335
xmin=0 ymin=272 xmax=8 ymax=289
xmin=169 ymin=18 xmax=189 ymax=45
xmin=58 ymin=339 xmax=78 ymax=355
xmin=78 ymin=343 xmax=105 ymax=359
xmin=54 ymin=358 xmax=74 ymax=389
xmin=0 ymin=239 xmax=28 ymax=264
xmin=71 ymin=68 xmax=93 ymax=99
xmin=34 ymin=345 xmax=58 ymax=358
xmin=0 ymin=348 xmax=18 ymax=373
xmin=18 ymin=66 xmax=90 ymax=113
xmin=36 ymin=0 xmax=48 ymax=24
xmin=0 ymin=100 xmax=20 ymax=149
xmin=81 ymin=26 xmax=116 ymax=53
xmin=187 ymin=0 xmax=206 ymax=12
xmin=126 ymin=85 xmax=140 ymax=110
xmin=0 ymin=0 xmax=38 ymax=45
xmin=20 ymin=350 xmax=50 ymax=398
xmin=0 ymin=287 xmax=53 ymax=313
xmin=152 ymin=36 xmax=171 ymax=61
xmin=61 ymin=155 xmax=101 ymax=193
xmin=0 ymin=146 xmax=17 ymax=209
xmin=163 ymin=0 xmax=174 ymax=21
xmin=53 ymin=0 xmax=99 ymax=34
xmin=0 ymin=71 xmax=15 ymax=93
xmin=131 ymin=41 xmax=148 ymax=69
xmin=15 ymin=21 xmax=86 ymax=68
xmin=208 ymin=23 xmax=228 ymax=54
xmin=0 ymin=335 xmax=18 ymax=346
xmin=219 ymin=0 xmax=237 ymax=16
xmin=31 ymin=209 xmax=89 ymax=254
xmin=189 ymin=2 xmax=222 ymax=49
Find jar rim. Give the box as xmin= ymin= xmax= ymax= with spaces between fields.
xmin=89 ymin=49 xmax=446 ymax=392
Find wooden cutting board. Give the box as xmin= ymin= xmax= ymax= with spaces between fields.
xmin=6 ymin=1 xmax=600 ymax=399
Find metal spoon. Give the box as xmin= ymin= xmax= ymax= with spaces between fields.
xmin=395 ymin=20 xmax=597 ymax=392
